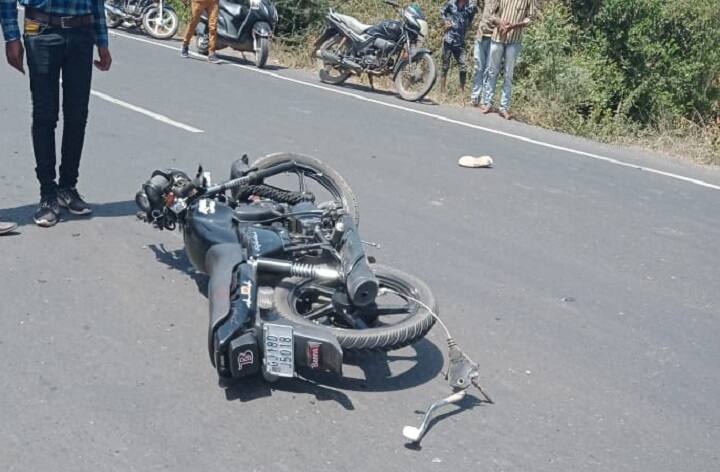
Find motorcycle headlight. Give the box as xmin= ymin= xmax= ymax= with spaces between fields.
xmin=249 ymin=0 xmax=261 ymax=9
xmin=418 ymin=19 xmax=428 ymax=38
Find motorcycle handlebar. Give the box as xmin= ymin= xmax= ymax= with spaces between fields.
xmin=203 ymin=160 xmax=297 ymax=197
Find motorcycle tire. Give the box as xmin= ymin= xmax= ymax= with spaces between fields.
xmin=255 ymin=37 xmax=270 ymax=68
xmin=250 ymin=152 xmax=360 ymax=226
xmin=317 ymin=35 xmax=352 ymax=85
xmin=142 ymin=6 xmax=178 ymax=40
xmin=395 ymin=51 xmax=437 ymax=102
xmin=105 ymin=11 xmax=123 ymax=29
xmin=272 ymin=264 xmax=436 ymax=352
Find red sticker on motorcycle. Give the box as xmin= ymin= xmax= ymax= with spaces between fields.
xmin=307 ymin=342 xmax=321 ymax=369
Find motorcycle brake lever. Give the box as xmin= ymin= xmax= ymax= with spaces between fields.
xmin=446 ymin=339 xmax=493 ymax=404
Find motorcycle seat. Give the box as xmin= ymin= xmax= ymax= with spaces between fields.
xmin=335 ymin=13 xmax=372 ymax=34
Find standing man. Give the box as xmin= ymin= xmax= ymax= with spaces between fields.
xmin=181 ymin=0 xmax=219 ymax=63
xmin=2 ymin=0 xmax=112 ymax=227
xmin=481 ymin=0 xmax=539 ymax=119
xmin=439 ymin=0 xmax=477 ymax=100
xmin=470 ymin=0 xmax=498 ymax=106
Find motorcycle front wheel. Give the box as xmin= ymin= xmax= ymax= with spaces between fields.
xmin=255 ymin=36 xmax=270 ymax=68
xmin=317 ymin=35 xmax=352 ymax=85
xmin=272 ymin=264 xmax=436 ymax=352
xmin=395 ymin=51 xmax=437 ymax=102
xmin=142 ymin=6 xmax=178 ymax=40
xmin=249 ymin=152 xmax=360 ymax=226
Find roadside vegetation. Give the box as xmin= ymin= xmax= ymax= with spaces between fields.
xmin=170 ymin=0 xmax=720 ymax=164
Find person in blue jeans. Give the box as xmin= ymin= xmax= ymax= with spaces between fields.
xmin=1 ymin=0 xmax=112 ymax=227
xmin=470 ymin=0 xmax=499 ymax=106
xmin=480 ymin=0 xmax=539 ymax=119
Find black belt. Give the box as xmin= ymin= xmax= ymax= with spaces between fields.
xmin=25 ymin=8 xmax=95 ymax=29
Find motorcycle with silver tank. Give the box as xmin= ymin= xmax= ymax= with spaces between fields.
xmin=314 ymin=1 xmax=436 ymax=102
xmin=105 ymin=0 xmax=179 ymax=40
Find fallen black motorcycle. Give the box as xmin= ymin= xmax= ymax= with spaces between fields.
xmin=135 ymin=153 xmax=492 ymax=444
xmin=314 ymin=1 xmax=436 ymax=102
xmin=105 ymin=0 xmax=179 ymax=40
xmin=195 ymin=0 xmax=277 ymax=68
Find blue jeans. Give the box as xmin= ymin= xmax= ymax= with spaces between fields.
xmin=483 ymin=41 xmax=522 ymax=112
xmin=470 ymin=36 xmax=491 ymax=103
xmin=24 ymin=26 xmax=95 ymax=198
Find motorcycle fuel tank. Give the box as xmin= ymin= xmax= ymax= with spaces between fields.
xmin=184 ymin=200 xmax=238 ymax=273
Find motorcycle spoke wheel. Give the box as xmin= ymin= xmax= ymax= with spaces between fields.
xmin=317 ymin=36 xmax=352 ymax=85
xmin=395 ymin=52 xmax=437 ymax=102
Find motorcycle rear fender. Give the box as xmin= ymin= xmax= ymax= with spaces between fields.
xmin=393 ymin=47 xmax=432 ymax=79
xmin=252 ymin=21 xmax=272 ymax=38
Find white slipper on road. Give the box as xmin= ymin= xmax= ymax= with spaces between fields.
xmin=458 ymin=155 xmax=493 ymax=168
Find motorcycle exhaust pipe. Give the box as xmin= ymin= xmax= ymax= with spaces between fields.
xmin=316 ymin=49 xmax=362 ymax=73
xmin=104 ymin=5 xmax=126 ymax=17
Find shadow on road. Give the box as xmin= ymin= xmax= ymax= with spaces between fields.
xmin=0 ymin=199 xmax=138 ymax=228
xmin=147 ymin=243 xmax=208 ymax=296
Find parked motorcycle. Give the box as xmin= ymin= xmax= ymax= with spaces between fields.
xmin=314 ymin=1 xmax=436 ymax=102
xmin=135 ymin=153 xmax=436 ymax=381
xmin=195 ymin=0 xmax=278 ymax=68
xmin=105 ymin=0 xmax=179 ymax=40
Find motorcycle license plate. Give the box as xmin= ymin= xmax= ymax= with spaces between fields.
xmin=263 ymin=324 xmax=295 ymax=378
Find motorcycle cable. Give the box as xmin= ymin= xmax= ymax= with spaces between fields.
xmin=377 ymin=287 xmax=493 ymax=445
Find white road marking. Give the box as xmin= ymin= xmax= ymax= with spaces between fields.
xmin=110 ymin=31 xmax=720 ymax=191
xmin=90 ymin=89 xmax=204 ymax=133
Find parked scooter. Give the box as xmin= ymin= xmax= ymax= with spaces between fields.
xmin=195 ymin=0 xmax=278 ymax=68
xmin=105 ymin=0 xmax=179 ymax=40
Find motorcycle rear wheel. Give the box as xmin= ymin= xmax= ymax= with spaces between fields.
xmin=105 ymin=11 xmax=123 ymax=29
xmin=250 ymin=152 xmax=360 ymax=226
xmin=395 ymin=51 xmax=437 ymax=102
xmin=317 ymin=36 xmax=352 ymax=85
xmin=142 ymin=7 xmax=178 ymax=40
xmin=272 ymin=264 xmax=436 ymax=352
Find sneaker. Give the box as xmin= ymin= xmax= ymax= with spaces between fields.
xmin=181 ymin=45 xmax=189 ymax=58
xmin=34 ymin=197 xmax=60 ymax=227
xmin=0 ymin=220 xmax=18 ymax=235
xmin=207 ymin=53 xmax=219 ymax=63
xmin=58 ymin=187 xmax=93 ymax=215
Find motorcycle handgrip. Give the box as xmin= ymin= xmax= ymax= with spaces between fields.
xmin=204 ymin=161 xmax=298 ymax=195
xmin=338 ymin=215 xmax=379 ymax=306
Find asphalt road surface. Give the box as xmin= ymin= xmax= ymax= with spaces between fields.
xmin=1 ymin=31 xmax=719 ymax=472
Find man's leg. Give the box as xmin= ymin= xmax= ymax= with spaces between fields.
xmin=58 ymin=28 xmax=94 ymax=194
xmin=440 ymin=44 xmax=452 ymax=94
xmin=24 ymin=31 xmax=64 ymax=200
xmin=470 ymin=39 xmax=483 ymax=104
xmin=182 ymin=0 xmax=204 ymax=49
xmin=499 ymin=42 xmax=522 ymax=116
xmin=481 ymin=41 xmax=504 ymax=112
xmin=457 ymin=47 xmax=468 ymax=103
xmin=473 ymin=36 xmax=491 ymax=105
xmin=207 ymin=0 xmax=219 ymax=56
